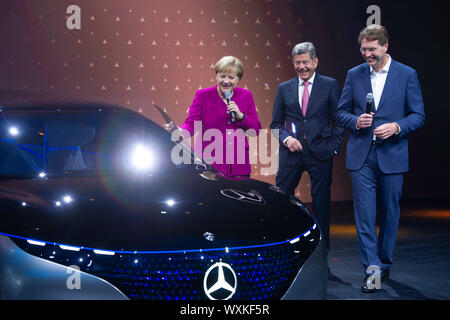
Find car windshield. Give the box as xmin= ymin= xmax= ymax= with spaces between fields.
xmin=0 ymin=106 xmax=202 ymax=178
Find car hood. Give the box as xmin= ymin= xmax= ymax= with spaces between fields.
xmin=0 ymin=170 xmax=315 ymax=252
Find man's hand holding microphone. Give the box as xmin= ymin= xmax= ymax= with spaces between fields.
xmin=357 ymin=93 xmax=399 ymax=139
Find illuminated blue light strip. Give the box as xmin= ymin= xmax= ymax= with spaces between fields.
xmin=1 ymin=140 xmax=44 ymax=173
xmin=0 ymin=224 xmax=315 ymax=255
xmin=43 ymin=127 xmax=47 ymax=172
xmin=17 ymin=146 xmax=44 ymax=159
xmin=47 ymin=146 xmax=79 ymax=151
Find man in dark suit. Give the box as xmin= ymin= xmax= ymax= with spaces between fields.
xmin=270 ymin=42 xmax=344 ymax=252
xmin=336 ymin=25 xmax=425 ymax=293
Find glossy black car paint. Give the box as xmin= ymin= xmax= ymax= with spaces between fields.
xmin=1 ymin=173 xmax=315 ymax=251
xmin=0 ymin=88 xmax=326 ymax=300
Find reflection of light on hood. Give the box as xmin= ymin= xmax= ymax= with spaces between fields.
xmin=60 ymin=245 xmax=81 ymax=251
xmin=54 ymin=195 xmax=74 ymax=207
xmin=27 ymin=239 xmax=46 ymax=246
xmin=9 ymin=126 xmax=19 ymax=136
xmin=130 ymin=144 xmax=154 ymax=170
xmin=94 ymin=249 xmax=115 ymax=256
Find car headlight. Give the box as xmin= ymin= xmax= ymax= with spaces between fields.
xmin=130 ymin=144 xmax=155 ymax=171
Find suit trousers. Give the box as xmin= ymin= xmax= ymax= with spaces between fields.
xmin=276 ymin=145 xmax=333 ymax=251
xmin=349 ymin=144 xmax=403 ymax=274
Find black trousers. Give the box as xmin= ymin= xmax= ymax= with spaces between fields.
xmin=276 ymin=146 xmax=333 ymax=251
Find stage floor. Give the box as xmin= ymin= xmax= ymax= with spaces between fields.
xmin=317 ymin=199 xmax=450 ymax=300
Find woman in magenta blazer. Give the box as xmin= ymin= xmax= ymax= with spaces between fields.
xmin=179 ymin=56 xmax=262 ymax=178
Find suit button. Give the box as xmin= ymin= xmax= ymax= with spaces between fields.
xmin=227 ymin=121 xmax=231 ymax=125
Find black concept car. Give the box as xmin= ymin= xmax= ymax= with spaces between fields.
xmin=0 ymin=88 xmax=327 ymax=300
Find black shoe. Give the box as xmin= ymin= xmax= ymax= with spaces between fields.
xmin=381 ymin=269 xmax=390 ymax=282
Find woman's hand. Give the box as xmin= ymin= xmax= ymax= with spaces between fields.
xmin=227 ymin=101 xmax=244 ymax=120
xmin=164 ymin=121 xmax=177 ymax=132
xmin=164 ymin=122 xmax=184 ymax=142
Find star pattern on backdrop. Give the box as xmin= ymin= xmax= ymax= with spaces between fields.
xmin=2 ymin=0 xmax=325 ymax=198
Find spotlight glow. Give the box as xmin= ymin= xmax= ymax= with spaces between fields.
xmin=9 ymin=126 xmax=19 ymax=136
xmin=130 ymin=144 xmax=154 ymax=170
xmin=63 ymin=195 xmax=73 ymax=204
xmin=166 ymin=199 xmax=175 ymax=207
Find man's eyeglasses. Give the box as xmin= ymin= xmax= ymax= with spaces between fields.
xmin=360 ymin=47 xmax=378 ymax=53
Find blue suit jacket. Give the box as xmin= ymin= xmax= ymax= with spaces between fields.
xmin=336 ymin=59 xmax=425 ymax=173
xmin=270 ymin=74 xmax=344 ymax=163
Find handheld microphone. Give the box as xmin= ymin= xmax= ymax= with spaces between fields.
xmin=366 ymin=93 xmax=376 ymax=142
xmin=291 ymin=122 xmax=297 ymax=138
xmin=224 ymin=90 xmax=236 ymax=122
xmin=366 ymin=93 xmax=374 ymax=114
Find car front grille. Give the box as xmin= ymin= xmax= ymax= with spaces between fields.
xmin=11 ymin=225 xmax=320 ymax=300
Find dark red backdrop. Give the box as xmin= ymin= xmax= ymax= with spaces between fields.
xmin=1 ymin=0 xmax=447 ymax=202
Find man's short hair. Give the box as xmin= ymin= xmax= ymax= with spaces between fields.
xmin=292 ymin=42 xmax=316 ymax=59
xmin=358 ymin=24 xmax=389 ymax=45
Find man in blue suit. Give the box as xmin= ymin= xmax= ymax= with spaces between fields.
xmin=271 ymin=42 xmax=344 ymax=252
xmin=336 ymin=25 xmax=425 ymax=293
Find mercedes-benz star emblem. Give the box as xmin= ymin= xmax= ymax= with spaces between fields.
xmin=203 ymin=262 xmax=237 ymax=300
xmin=220 ymin=189 xmax=265 ymax=205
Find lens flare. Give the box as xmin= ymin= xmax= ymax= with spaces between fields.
xmin=130 ymin=144 xmax=154 ymax=170
xmin=9 ymin=126 xmax=19 ymax=136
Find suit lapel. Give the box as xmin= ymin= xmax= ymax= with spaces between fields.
xmin=362 ymin=64 xmax=373 ymax=97
xmin=376 ymin=59 xmax=398 ymax=112
xmin=290 ymin=77 xmax=302 ymax=118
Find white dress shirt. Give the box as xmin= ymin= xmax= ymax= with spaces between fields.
xmin=357 ymin=55 xmax=400 ymax=136
xmin=283 ymin=73 xmax=316 ymax=146
xmin=370 ymin=55 xmax=391 ymax=110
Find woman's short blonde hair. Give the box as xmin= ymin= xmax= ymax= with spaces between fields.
xmin=214 ymin=56 xmax=244 ymax=80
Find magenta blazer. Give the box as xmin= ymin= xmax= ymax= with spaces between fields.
xmin=179 ymin=85 xmax=262 ymax=177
